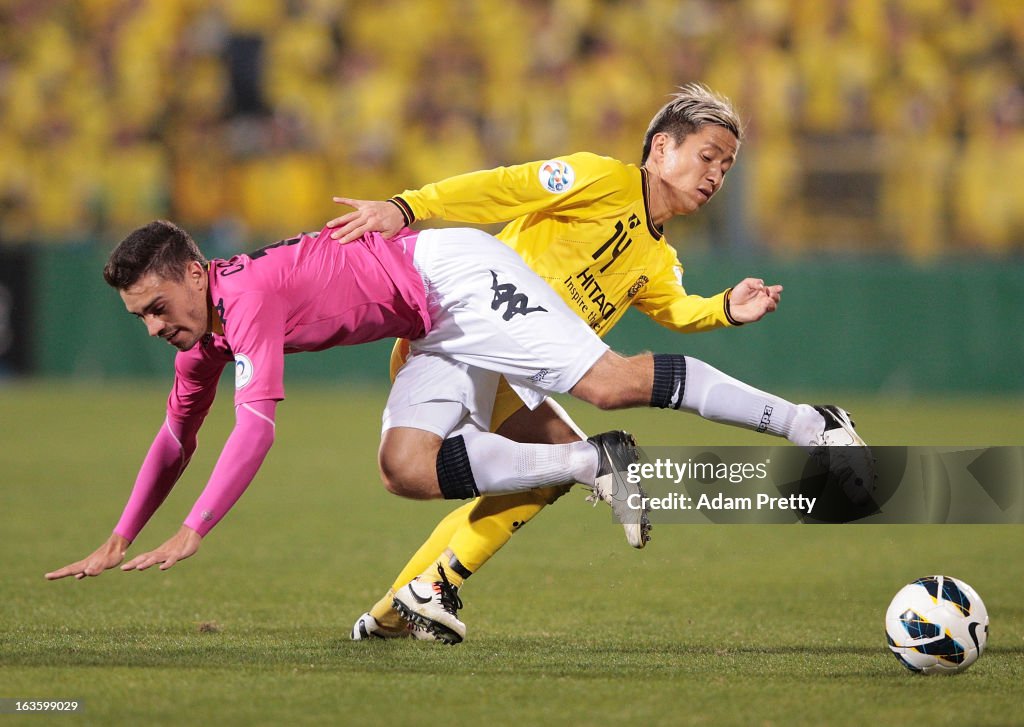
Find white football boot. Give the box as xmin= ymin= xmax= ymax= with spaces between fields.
xmin=350 ymin=611 xmax=415 ymax=640
xmin=392 ymin=565 xmax=466 ymax=645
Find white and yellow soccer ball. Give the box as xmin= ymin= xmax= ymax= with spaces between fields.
xmin=885 ymin=575 xmax=989 ymax=675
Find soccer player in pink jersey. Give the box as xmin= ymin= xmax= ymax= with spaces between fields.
xmin=46 ymin=219 xmax=870 ymax=642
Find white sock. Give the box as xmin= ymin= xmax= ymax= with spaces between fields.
xmin=461 ymin=430 xmax=598 ymax=494
xmin=788 ymin=405 xmax=829 ymax=448
xmin=681 ymin=356 xmax=822 ymax=444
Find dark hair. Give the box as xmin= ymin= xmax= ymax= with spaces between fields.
xmin=103 ymin=220 xmax=207 ymax=290
xmin=641 ymin=83 xmax=743 ymax=164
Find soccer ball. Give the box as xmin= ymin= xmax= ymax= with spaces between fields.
xmin=885 ymin=575 xmax=988 ymax=675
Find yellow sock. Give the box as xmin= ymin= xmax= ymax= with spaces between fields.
xmin=368 ymin=589 xmax=407 ymax=631
xmin=389 ymin=501 xmax=476 ymax=592
xmin=418 ymin=551 xmax=466 ymax=590
xmin=381 ymin=485 xmax=573 ymax=622
xmin=446 ymin=484 xmax=572 ymax=573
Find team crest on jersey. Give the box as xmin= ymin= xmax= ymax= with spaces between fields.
xmin=234 ymin=354 xmax=254 ymax=390
xmin=627 ymin=275 xmax=649 ymax=298
xmin=538 ymin=159 xmax=575 ymax=193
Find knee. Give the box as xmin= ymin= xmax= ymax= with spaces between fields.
xmin=378 ymin=449 xmax=438 ymax=500
xmin=378 ymin=428 xmax=444 ymax=500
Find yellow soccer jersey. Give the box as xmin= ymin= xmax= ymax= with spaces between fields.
xmin=390 ymin=151 xmax=740 ymax=336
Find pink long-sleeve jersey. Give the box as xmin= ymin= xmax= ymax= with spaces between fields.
xmin=176 ymin=227 xmax=429 ymax=410
xmin=115 ymin=227 xmax=429 ymax=540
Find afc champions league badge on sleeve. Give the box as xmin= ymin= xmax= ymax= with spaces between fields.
xmin=234 ymin=354 xmax=254 ymax=390
xmin=538 ymin=159 xmax=575 ymax=193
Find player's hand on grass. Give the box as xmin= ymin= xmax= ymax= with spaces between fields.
xmin=326 ymin=197 xmax=405 ymax=244
xmin=121 ymin=525 xmax=202 ymax=573
xmin=727 ymin=277 xmax=783 ymax=323
xmin=45 ymin=533 xmax=130 ymax=580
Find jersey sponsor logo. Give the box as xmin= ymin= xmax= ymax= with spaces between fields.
xmin=538 ymin=159 xmax=575 ymax=193
xmin=627 ymin=275 xmax=649 ymax=298
xmin=566 ymin=267 xmax=617 ymax=329
xmin=489 ymin=271 xmax=548 ymax=321
xmin=234 ymin=353 xmax=254 ymax=390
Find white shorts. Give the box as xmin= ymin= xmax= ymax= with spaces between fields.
xmin=382 ymin=227 xmax=609 ymax=435
xmin=382 ymin=352 xmax=500 ymax=437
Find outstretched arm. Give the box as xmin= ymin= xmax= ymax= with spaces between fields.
xmin=45 ymin=417 xmax=198 ymax=580
xmin=326 ymin=153 xmax=625 ymax=244
xmin=637 ymin=265 xmax=784 ymax=333
xmin=121 ymin=400 xmax=277 ymax=572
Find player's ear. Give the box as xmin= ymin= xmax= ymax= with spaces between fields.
xmin=650 ymin=132 xmax=670 ymax=159
xmin=186 ymin=260 xmax=206 ymax=288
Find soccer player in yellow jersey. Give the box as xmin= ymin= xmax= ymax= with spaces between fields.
xmin=327 ymin=84 xmax=869 ymax=642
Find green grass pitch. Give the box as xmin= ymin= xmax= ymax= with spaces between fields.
xmin=1 ymin=380 xmax=1022 ymax=726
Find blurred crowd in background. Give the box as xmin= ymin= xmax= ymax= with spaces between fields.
xmin=1 ymin=0 xmax=1022 ymax=258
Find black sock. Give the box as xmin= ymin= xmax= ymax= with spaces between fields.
xmin=436 ymin=435 xmax=480 ymax=499
xmin=650 ymin=354 xmax=687 ymax=409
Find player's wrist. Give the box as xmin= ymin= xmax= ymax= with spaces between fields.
xmin=723 ymin=288 xmax=744 ymax=326
xmin=108 ymin=532 xmax=132 ymax=548
xmin=388 ymin=197 xmax=414 ymax=226
xmin=182 ymin=514 xmax=213 ymax=538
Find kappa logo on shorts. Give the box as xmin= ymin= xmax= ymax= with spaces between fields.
xmin=489 ymin=271 xmax=548 ymax=321
xmin=528 ymin=368 xmax=552 ymax=384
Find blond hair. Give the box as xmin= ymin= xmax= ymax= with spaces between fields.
xmin=641 ymin=84 xmax=743 ymax=163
